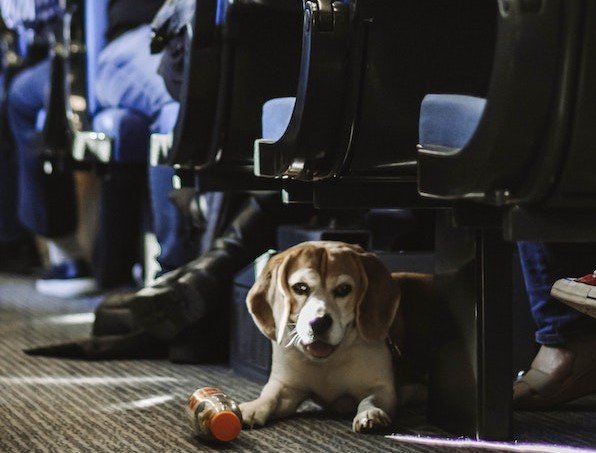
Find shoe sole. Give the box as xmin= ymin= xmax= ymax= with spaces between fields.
xmin=551 ymin=279 xmax=596 ymax=319
xmin=35 ymin=278 xmax=98 ymax=298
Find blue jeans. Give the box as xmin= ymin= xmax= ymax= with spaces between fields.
xmin=8 ymin=59 xmax=79 ymax=238
xmin=95 ymin=26 xmax=176 ymax=128
xmin=8 ymin=25 xmax=190 ymax=271
xmin=518 ymin=241 xmax=596 ymax=345
xmin=148 ymin=103 xmax=194 ymax=274
xmin=96 ymin=25 xmax=191 ymax=273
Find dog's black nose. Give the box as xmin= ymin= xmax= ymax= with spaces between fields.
xmin=309 ymin=314 xmax=332 ymax=335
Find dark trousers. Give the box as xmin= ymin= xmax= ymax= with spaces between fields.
xmin=0 ymin=73 xmax=29 ymax=245
xmin=7 ymin=27 xmax=190 ymax=271
xmin=7 ymin=59 xmax=77 ymax=238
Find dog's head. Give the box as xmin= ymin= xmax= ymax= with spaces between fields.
xmin=246 ymin=241 xmax=401 ymax=361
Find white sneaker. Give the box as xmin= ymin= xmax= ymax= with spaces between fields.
xmin=36 ymin=259 xmax=98 ymax=298
xmin=551 ymin=271 xmax=596 ymax=319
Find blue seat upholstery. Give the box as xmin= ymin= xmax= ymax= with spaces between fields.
xmin=85 ymin=0 xmax=107 ymax=117
xmin=82 ymin=0 xmax=151 ymax=164
xmin=216 ymin=0 xmax=228 ymax=24
xmin=36 ymin=110 xmax=46 ymax=131
xmin=35 ymin=0 xmax=152 ymax=164
xmin=92 ymin=108 xmax=150 ymax=163
xmin=419 ymin=94 xmax=486 ymax=150
xmin=34 ymin=0 xmax=152 ymax=165
xmin=153 ymin=102 xmax=180 ymax=135
xmin=261 ymin=97 xmax=296 ymax=141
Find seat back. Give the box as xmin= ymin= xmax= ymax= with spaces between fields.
xmin=216 ymin=2 xmax=302 ymax=166
xmin=546 ymin=0 xmax=596 ymax=209
xmin=169 ymin=0 xmax=221 ymax=169
xmin=255 ymin=0 xmax=496 ymax=183
xmin=500 ymin=1 xmax=596 ymax=241
xmin=417 ymin=0 xmax=583 ymax=206
xmin=170 ymin=0 xmax=302 ymax=190
xmin=346 ymin=0 xmax=496 ymax=179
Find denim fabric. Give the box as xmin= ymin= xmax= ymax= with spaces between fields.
xmin=91 ymin=108 xmax=150 ymax=163
xmin=6 ymin=59 xmax=66 ymax=235
xmin=84 ymin=0 xmax=108 ymax=115
xmin=8 ymin=59 xmax=78 ymax=238
xmin=148 ymin=102 xmax=188 ymax=273
xmin=517 ymin=241 xmax=596 ymax=345
xmin=96 ymin=25 xmax=176 ymax=121
xmin=96 ymin=25 xmax=189 ymax=272
xmin=97 ymin=26 xmax=189 ymax=272
xmin=148 ymin=165 xmax=195 ymax=274
xmin=7 ymin=25 xmax=189 ymax=269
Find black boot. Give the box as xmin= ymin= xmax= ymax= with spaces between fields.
xmin=127 ymin=194 xmax=288 ymax=340
xmin=26 ymin=193 xmax=313 ymax=361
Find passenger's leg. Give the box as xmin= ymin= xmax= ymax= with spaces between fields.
xmin=0 ymin=75 xmax=39 ymax=272
xmin=7 ymin=61 xmax=51 ymax=234
xmin=7 ymin=60 xmax=95 ymax=296
xmin=95 ymin=25 xmax=174 ymax=120
xmin=148 ymin=103 xmax=195 ymax=275
xmin=96 ymin=25 xmax=191 ymax=275
xmin=86 ymin=194 xmax=314 ymax=361
xmin=0 ymin=136 xmax=25 ymax=244
xmin=514 ymin=241 xmax=596 ymax=409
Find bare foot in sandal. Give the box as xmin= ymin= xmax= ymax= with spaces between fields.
xmin=514 ymin=339 xmax=596 ymax=410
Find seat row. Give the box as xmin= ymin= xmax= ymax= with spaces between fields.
xmin=29 ymin=0 xmax=596 ymax=442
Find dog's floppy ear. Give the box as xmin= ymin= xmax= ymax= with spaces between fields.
xmin=354 ymin=252 xmax=402 ymax=342
xmin=246 ymin=252 xmax=293 ymax=344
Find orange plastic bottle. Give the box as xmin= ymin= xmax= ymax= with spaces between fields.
xmin=186 ymin=387 xmax=243 ymax=442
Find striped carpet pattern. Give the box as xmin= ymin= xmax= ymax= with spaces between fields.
xmin=0 ymin=273 xmax=595 ymax=452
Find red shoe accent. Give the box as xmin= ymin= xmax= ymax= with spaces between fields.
xmin=575 ymin=273 xmax=596 ymax=286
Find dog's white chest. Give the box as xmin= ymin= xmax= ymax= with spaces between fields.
xmin=271 ymin=341 xmax=394 ymax=404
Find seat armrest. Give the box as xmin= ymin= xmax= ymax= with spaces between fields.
xmin=169 ymin=0 xmax=222 ymax=169
xmin=254 ymin=0 xmax=350 ymax=180
xmin=169 ymin=0 xmax=302 ymax=171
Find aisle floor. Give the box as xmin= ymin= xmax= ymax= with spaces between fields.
xmin=1 ymin=273 xmax=595 ymax=452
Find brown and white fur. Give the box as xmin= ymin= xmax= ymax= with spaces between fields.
xmin=239 ymin=241 xmax=432 ymax=433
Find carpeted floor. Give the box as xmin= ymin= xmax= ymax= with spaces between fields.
xmin=1 ymin=273 xmax=595 ymax=452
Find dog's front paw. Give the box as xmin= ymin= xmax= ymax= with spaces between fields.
xmin=352 ymin=408 xmax=391 ymax=434
xmin=239 ymin=399 xmax=273 ymax=428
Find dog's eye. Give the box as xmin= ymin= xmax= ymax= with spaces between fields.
xmin=333 ymin=283 xmax=352 ymax=298
xmin=292 ymin=282 xmax=310 ymax=296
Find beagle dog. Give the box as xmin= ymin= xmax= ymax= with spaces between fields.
xmin=239 ymin=241 xmax=433 ymax=433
